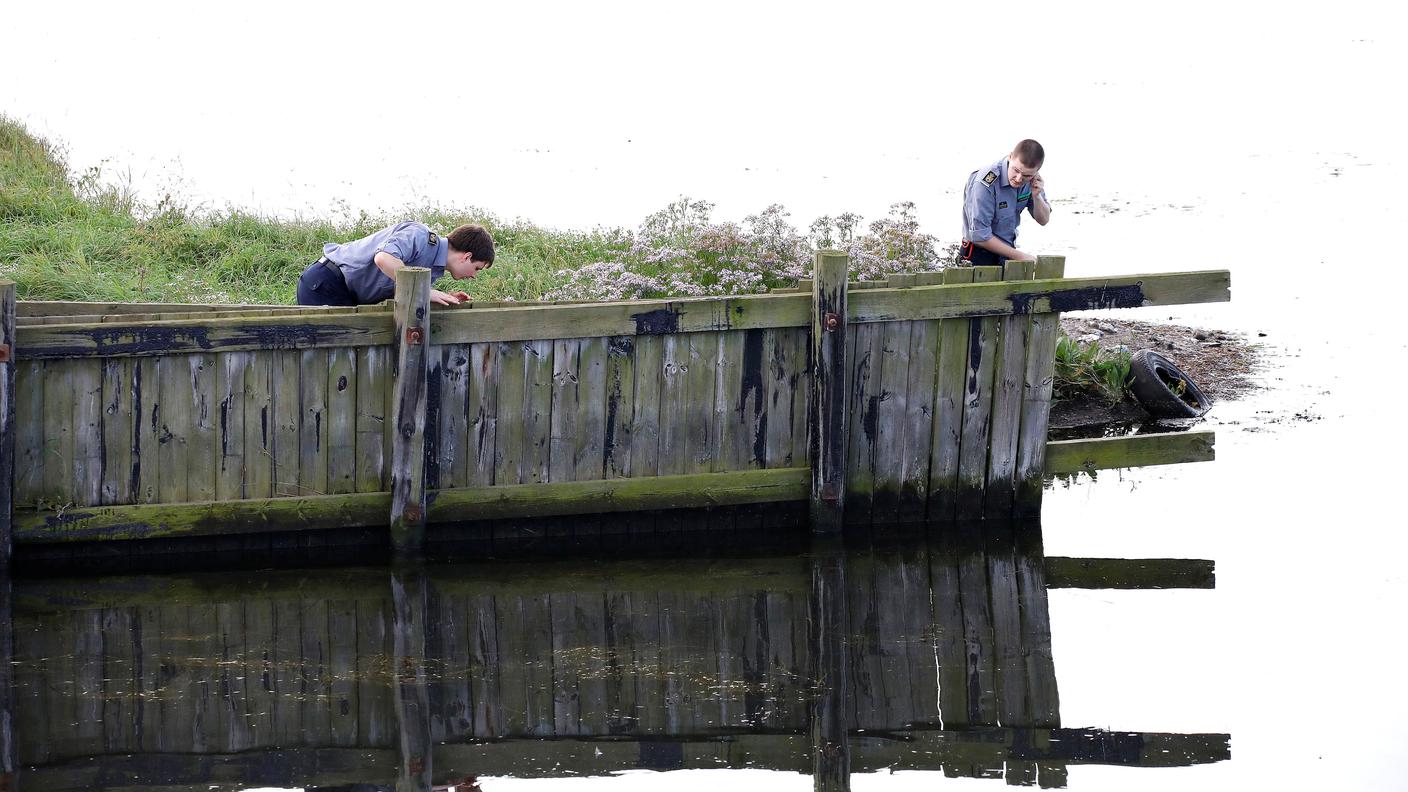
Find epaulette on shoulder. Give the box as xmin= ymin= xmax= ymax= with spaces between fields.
xmin=981 ymin=170 xmax=998 ymax=187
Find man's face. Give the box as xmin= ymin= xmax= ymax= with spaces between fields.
xmin=1008 ymin=156 xmax=1040 ymax=190
xmin=450 ymin=251 xmax=490 ymax=280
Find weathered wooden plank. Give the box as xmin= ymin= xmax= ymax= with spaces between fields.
xmin=156 ymin=355 xmax=191 ymax=504
xmin=17 ymin=312 xmax=396 ymax=360
xmin=214 ymin=601 xmax=252 ymax=751
xmin=215 ymin=353 xmax=249 ymax=501
xmin=985 ymin=260 xmax=1037 ymax=518
xmin=984 ymin=522 xmax=1027 ymax=728
xmin=955 ymin=266 xmax=1003 ymax=520
xmin=98 ymin=606 xmax=137 ymax=753
xmin=761 ymin=328 xmax=791 ymax=470
xmin=686 ymin=332 xmax=720 ymax=474
xmin=158 ymin=604 xmax=196 ymax=752
xmin=520 ymin=594 xmax=555 ymax=736
xmin=186 ymin=354 xmax=218 ymax=502
xmin=788 ymin=326 xmax=810 ymax=478
xmin=602 ymin=336 xmax=635 ymax=479
xmin=71 ymin=359 xmax=104 ymax=506
xmin=1044 ymin=431 xmax=1217 ymax=475
xmin=627 ymin=335 xmax=662 ymax=478
xmin=18 ymin=300 xmax=325 ymax=317
xmin=354 ymin=346 xmax=390 ymax=493
xmin=242 ymin=352 xmax=274 ymax=500
xmin=576 ymin=336 xmax=609 ymax=480
xmin=272 ymin=599 xmax=303 ymax=747
xmin=657 ymin=335 xmax=689 ymax=477
xmin=242 ymin=599 xmax=277 ymax=748
xmin=14 ymin=360 xmax=45 ymax=508
xmin=389 ymin=268 xmax=432 ymax=555
xmin=439 ymin=591 xmax=473 ymax=739
xmin=326 ymin=599 xmax=360 ymax=746
xmin=270 ymin=351 xmax=301 ymax=497
xmin=71 ymin=609 xmax=104 ymax=752
xmin=466 ymin=342 xmax=500 ymax=488
xmin=41 ymin=360 xmax=75 ymax=506
xmin=843 ymin=322 xmax=881 ymax=525
xmin=549 ymin=338 xmax=581 ymax=483
xmin=714 ymin=329 xmax=746 ymax=472
xmin=326 ymin=347 xmax=358 ymax=495
xmin=871 ymin=318 xmax=912 ymax=522
xmin=467 ymin=593 xmax=504 ymax=738
xmin=297 ymin=349 xmax=330 ymax=497
xmin=299 ymin=598 xmax=332 ymax=746
xmin=899 ymin=317 xmax=939 ymax=522
xmin=493 ymin=341 xmax=527 ymax=486
xmin=190 ymin=602 xmax=227 ymax=754
xmin=1016 ymin=256 xmax=1067 ymax=513
xmin=522 ymin=339 xmax=554 ymax=486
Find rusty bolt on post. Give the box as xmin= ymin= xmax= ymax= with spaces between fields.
xmin=823 ymin=312 xmax=840 ymax=332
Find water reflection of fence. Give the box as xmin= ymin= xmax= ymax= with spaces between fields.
xmin=3 ymin=525 xmax=1229 ymax=790
xmin=0 ymin=258 xmax=1229 ymax=553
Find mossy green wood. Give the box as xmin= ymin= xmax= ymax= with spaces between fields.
xmin=298 ymin=349 xmax=330 ymax=498
xmin=187 ymin=354 xmax=218 ymax=503
xmin=242 ymin=351 xmax=274 ymax=500
xmin=871 ymin=318 xmax=913 ymax=522
xmin=157 ymin=355 xmax=191 ymax=504
xmin=548 ymin=338 xmax=581 ymax=483
xmin=215 ymin=353 xmax=249 ymax=501
xmin=1016 ymin=256 xmax=1067 ymax=513
xmin=14 ymin=360 xmax=44 ymax=508
xmin=955 ymin=266 xmax=1004 ymax=520
xmin=522 ymin=339 xmax=554 ymax=486
xmin=18 ymin=300 xmax=312 ymax=317
xmin=493 ymin=341 xmax=527 ymax=486
xmin=985 ymin=261 xmax=1037 ymax=518
xmin=16 ymin=312 xmax=396 ymax=360
xmin=627 ymin=334 xmax=663 ymax=478
xmin=465 ymin=342 xmax=500 ymax=487
xmin=136 ymin=357 xmax=162 ymax=503
xmin=1043 ymin=431 xmax=1216 ymax=474
xmin=927 ymin=267 xmax=974 ymax=521
xmin=71 ymin=358 xmax=104 ymax=507
xmin=576 ymin=336 xmax=609 ymax=480
xmin=352 ymin=346 xmax=387 ymax=493
xmin=325 ymin=347 xmax=357 ymax=496
xmin=899 ymin=317 xmax=939 ymax=521
xmin=603 ymin=336 xmax=636 ymax=479
xmin=12 ymin=467 xmax=810 ymax=542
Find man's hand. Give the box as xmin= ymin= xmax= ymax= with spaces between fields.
xmin=1013 ymin=250 xmax=1038 ymax=262
xmin=1030 ymin=173 xmax=1045 ymax=200
xmin=430 ymin=289 xmax=470 ymax=306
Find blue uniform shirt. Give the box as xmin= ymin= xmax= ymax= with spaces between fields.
xmin=961 ymin=157 xmax=1047 ymax=249
xmin=323 ymin=221 xmax=449 ymax=304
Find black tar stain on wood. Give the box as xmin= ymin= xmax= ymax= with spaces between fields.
xmin=425 ymin=360 xmax=443 ymax=490
xmin=131 ymin=362 xmax=142 ymax=497
xmin=630 ymin=308 xmax=680 ymax=335
xmin=1008 ymin=283 xmax=1146 ymax=314
xmin=966 ymin=321 xmax=984 ymax=395
xmin=38 ymin=323 xmax=361 ymax=359
xmin=741 ymin=330 xmax=768 ymax=465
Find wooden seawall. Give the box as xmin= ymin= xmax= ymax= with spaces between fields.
xmin=2 ymin=526 xmax=1230 ymax=789
xmin=0 ymin=255 xmax=1230 ymax=554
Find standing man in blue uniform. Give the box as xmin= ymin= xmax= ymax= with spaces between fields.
xmin=297 ymin=221 xmax=495 ymax=306
xmin=959 ymin=139 xmax=1052 ymax=266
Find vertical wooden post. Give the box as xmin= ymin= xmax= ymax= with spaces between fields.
xmin=390 ymin=268 xmax=433 ymax=558
xmin=809 ymin=251 xmax=849 ymax=532
xmin=1015 ymin=256 xmax=1067 ymax=515
xmin=0 ymin=281 xmax=14 ymax=568
xmin=808 ymin=536 xmax=851 ymax=791
xmin=390 ymin=567 xmax=432 ymax=792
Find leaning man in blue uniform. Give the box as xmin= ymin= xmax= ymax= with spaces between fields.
xmin=960 ymin=139 xmax=1052 ymax=266
xmin=297 ymin=221 xmax=495 ymax=306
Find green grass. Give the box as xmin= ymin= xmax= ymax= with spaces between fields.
xmin=1053 ymin=334 xmax=1133 ymax=404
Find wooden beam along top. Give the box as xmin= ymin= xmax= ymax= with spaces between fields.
xmin=13 ymin=270 xmax=1230 ymax=359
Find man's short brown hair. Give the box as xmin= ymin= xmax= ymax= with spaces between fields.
xmin=1012 ymin=139 xmax=1045 ymax=169
xmin=447 ymin=224 xmax=495 ymax=266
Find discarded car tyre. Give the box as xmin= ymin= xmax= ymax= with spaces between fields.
xmin=1128 ymin=349 xmax=1210 ymax=418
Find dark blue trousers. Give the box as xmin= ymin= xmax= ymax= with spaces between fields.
xmin=296 ymin=259 xmax=359 ymax=306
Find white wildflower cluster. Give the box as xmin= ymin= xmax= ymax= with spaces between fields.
xmin=543 ymin=261 xmax=663 ymax=302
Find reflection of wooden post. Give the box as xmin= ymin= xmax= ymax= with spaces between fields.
xmin=808 ymin=537 xmax=851 ymax=791
xmin=1 ymin=573 xmax=16 ymax=792
xmin=391 ymin=568 xmax=432 ymax=792
xmin=809 ymin=252 xmax=849 ymax=532
xmin=390 ymin=268 xmax=432 ymax=558
xmin=0 ymin=281 xmax=14 ymax=568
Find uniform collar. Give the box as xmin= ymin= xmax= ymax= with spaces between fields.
xmin=998 ymin=157 xmax=1011 ymax=190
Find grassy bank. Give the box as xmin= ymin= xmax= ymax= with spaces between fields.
xmin=2 ymin=116 xmax=1138 ymax=404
